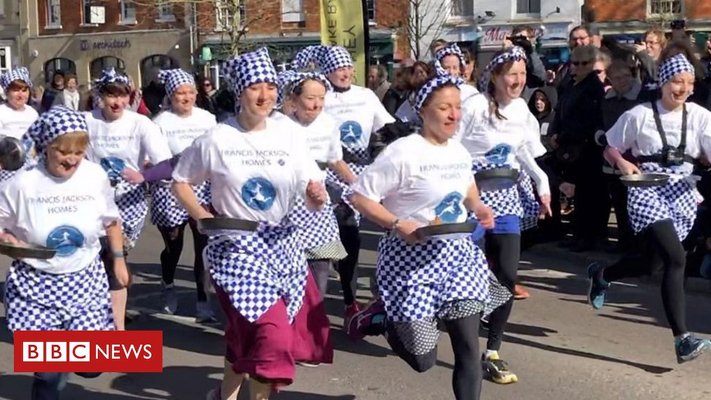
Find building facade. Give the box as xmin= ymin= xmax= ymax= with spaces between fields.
xmin=22 ymin=0 xmax=192 ymax=88
xmin=0 ymin=0 xmax=23 ymax=75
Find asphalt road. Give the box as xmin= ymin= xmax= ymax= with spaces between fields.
xmin=1 ymin=224 xmax=710 ymax=400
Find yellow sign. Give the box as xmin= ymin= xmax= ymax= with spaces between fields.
xmin=319 ymin=0 xmax=367 ymax=85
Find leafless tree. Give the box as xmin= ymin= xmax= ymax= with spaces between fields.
xmin=404 ymin=0 xmax=450 ymax=59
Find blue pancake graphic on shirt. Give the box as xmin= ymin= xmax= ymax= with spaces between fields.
xmin=484 ymin=144 xmax=512 ymax=166
xmin=46 ymin=225 xmax=85 ymax=257
xmin=434 ymin=192 xmax=464 ymax=223
xmin=242 ymin=177 xmax=277 ymax=211
xmin=99 ymin=157 xmax=126 ymax=181
xmin=339 ymin=121 xmax=363 ymax=144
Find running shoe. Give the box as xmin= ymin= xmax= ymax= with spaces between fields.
xmin=343 ymin=302 xmax=361 ymax=329
xmin=513 ymin=284 xmax=530 ymax=300
xmin=482 ymin=351 xmax=518 ymax=384
xmin=346 ymin=299 xmax=386 ymax=341
xmin=163 ymin=282 xmax=178 ymax=315
xmin=296 ymin=361 xmax=321 ymax=368
xmin=675 ymin=334 xmax=711 ymax=364
xmin=587 ymin=262 xmax=609 ymax=310
xmin=196 ymin=301 xmax=218 ymax=324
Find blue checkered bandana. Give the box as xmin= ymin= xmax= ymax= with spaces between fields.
xmin=0 ymin=67 xmax=31 ymax=91
xmin=434 ymin=43 xmax=467 ymax=76
xmin=26 ymin=106 xmax=87 ymax=155
xmin=277 ymin=70 xmax=332 ymax=108
xmin=94 ymin=68 xmax=130 ymax=91
xmin=221 ymin=47 xmax=278 ymax=100
xmin=291 ymin=46 xmax=326 ymax=71
xmin=478 ymin=46 xmax=527 ymax=90
xmin=658 ymin=53 xmax=695 ymax=86
xmin=318 ymin=46 xmax=353 ymax=75
xmin=415 ymin=75 xmax=464 ymax=112
xmin=158 ymin=69 xmax=195 ymax=97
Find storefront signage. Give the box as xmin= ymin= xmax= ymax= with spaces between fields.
xmin=80 ymin=39 xmax=131 ymax=51
xmin=479 ymin=23 xmax=572 ymax=48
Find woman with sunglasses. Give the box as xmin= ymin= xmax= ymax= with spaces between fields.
xmin=589 ymin=51 xmax=711 ymax=363
xmin=173 ymin=48 xmax=331 ymax=400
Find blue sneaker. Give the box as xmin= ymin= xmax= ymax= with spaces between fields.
xmin=587 ymin=262 xmax=609 ymax=310
xmin=675 ymin=335 xmax=711 ymax=364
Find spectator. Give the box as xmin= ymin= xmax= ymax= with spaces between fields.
xmin=552 ymin=25 xmax=593 ymax=91
xmin=41 ymin=71 xmax=64 ymax=112
xmin=127 ymin=76 xmax=151 ymax=116
xmin=141 ymin=74 xmax=167 ymax=116
xmin=429 ymin=38 xmax=449 ymax=59
xmin=381 ymin=66 xmax=411 ymax=116
xmin=394 ymin=61 xmax=434 ymax=125
xmin=367 ymin=65 xmax=391 ymax=102
xmin=196 ymin=77 xmax=217 ymax=115
xmin=30 ymin=85 xmax=44 ymax=112
xmin=53 ymin=74 xmax=84 ymax=111
xmin=593 ymin=51 xmax=612 ymax=92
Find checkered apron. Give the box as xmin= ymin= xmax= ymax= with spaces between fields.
xmin=325 ymin=147 xmax=369 ymax=222
xmin=150 ymin=181 xmax=211 ymax=228
xmin=627 ymin=163 xmax=699 ymax=241
xmin=518 ymin=171 xmax=540 ymax=231
xmin=472 ymin=160 xmax=523 ymax=218
xmin=287 ymin=198 xmax=347 ymax=261
xmin=3 ymin=257 xmax=114 ymax=331
xmin=113 ymin=180 xmax=148 ymax=250
xmin=205 ymin=223 xmax=308 ymax=323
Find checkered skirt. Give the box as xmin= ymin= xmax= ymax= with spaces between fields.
xmin=4 ymin=257 xmax=114 ymax=331
xmin=377 ymin=234 xmax=495 ymax=323
xmin=472 ymin=160 xmax=523 ymax=218
xmin=205 ymin=223 xmax=308 ymax=323
xmin=287 ymin=198 xmax=347 ymax=260
xmin=518 ymin=171 xmax=540 ymax=231
xmin=113 ymin=180 xmax=148 ymax=250
xmin=627 ymin=163 xmax=699 ymax=241
xmin=150 ymin=182 xmax=211 ymax=228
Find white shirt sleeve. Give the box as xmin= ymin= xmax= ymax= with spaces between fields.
xmin=352 ymin=147 xmax=401 ymax=202
xmin=292 ymin=134 xmax=324 ymax=199
xmin=139 ymin=117 xmax=172 ymax=164
xmin=524 ymin=113 xmax=547 ymax=158
xmin=695 ymin=108 xmax=711 ymax=159
xmin=606 ymin=108 xmax=641 ymax=153
xmin=0 ymin=182 xmax=17 ymax=231
xmin=99 ymin=172 xmax=121 ymax=226
xmin=516 ymin=145 xmax=550 ymax=197
xmin=327 ymin=122 xmax=343 ymax=162
xmin=369 ymin=90 xmax=396 ymax=133
xmin=172 ymin=135 xmax=211 ymax=185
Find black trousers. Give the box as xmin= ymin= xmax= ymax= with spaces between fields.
xmin=484 ymin=233 xmax=520 ymax=351
xmin=334 ymin=203 xmax=360 ymax=306
xmin=158 ymin=219 xmax=208 ymax=302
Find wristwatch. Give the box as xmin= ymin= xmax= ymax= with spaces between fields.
xmin=112 ymin=250 xmax=125 ymax=259
xmin=389 ymin=218 xmax=400 ymax=230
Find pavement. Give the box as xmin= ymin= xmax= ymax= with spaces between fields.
xmin=1 ymin=224 xmax=710 ymax=400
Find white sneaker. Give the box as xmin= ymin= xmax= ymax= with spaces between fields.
xmin=163 ymin=283 xmax=178 ymax=315
xmin=196 ymin=301 xmax=218 ymax=324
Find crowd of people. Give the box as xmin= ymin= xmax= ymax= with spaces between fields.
xmin=1 ymin=21 xmax=711 ymax=400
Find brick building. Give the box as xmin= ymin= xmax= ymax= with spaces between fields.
xmin=585 ymin=0 xmax=711 ymax=45
xmin=197 ymin=0 xmax=409 ymax=74
xmin=21 ymin=0 xmax=193 ymax=87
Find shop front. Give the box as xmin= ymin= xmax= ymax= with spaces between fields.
xmin=26 ymin=30 xmax=190 ymax=88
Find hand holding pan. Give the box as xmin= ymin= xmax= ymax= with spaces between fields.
xmin=475 ymin=168 xmax=520 ymax=192
xmin=619 ymin=173 xmax=670 ymax=188
xmin=415 ymin=221 xmax=478 ymax=241
xmin=0 ymin=242 xmax=56 ymax=259
xmin=0 ymin=136 xmax=26 ymax=172
xmin=197 ymin=217 xmax=259 ymax=235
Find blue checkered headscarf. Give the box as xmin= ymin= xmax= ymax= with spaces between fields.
xmin=0 ymin=67 xmax=31 ymax=91
xmin=434 ymin=43 xmax=467 ymax=76
xmin=291 ymin=46 xmax=326 ymax=71
xmin=317 ymin=46 xmax=354 ymax=75
xmin=221 ymin=47 xmax=278 ymax=100
xmin=158 ymin=69 xmax=195 ymax=97
xmin=415 ymin=75 xmax=464 ymax=112
xmin=478 ymin=46 xmax=527 ymax=91
xmin=658 ymin=54 xmax=695 ymax=86
xmin=94 ymin=68 xmax=130 ymax=91
xmin=26 ymin=106 xmax=88 ymax=155
xmin=277 ymin=69 xmax=332 ymax=108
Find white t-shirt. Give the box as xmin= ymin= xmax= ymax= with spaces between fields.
xmin=172 ymin=115 xmax=323 ymax=222
xmin=606 ymin=101 xmax=711 ymax=174
xmin=324 ymin=85 xmax=395 ymax=153
xmin=460 ymin=84 xmax=480 ymax=103
xmin=0 ymin=160 xmax=120 ymax=274
xmin=290 ymin=112 xmax=343 ymax=163
xmin=0 ymin=104 xmax=39 ymax=140
xmin=84 ymin=109 xmax=172 ymax=170
xmin=456 ymin=94 xmax=550 ymax=196
xmin=353 ymin=134 xmax=474 ymax=226
xmin=152 ymin=107 xmax=217 ymax=156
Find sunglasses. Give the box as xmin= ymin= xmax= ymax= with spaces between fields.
xmin=594 ymin=69 xmax=605 ymax=75
xmin=571 ymin=61 xmax=591 ymax=66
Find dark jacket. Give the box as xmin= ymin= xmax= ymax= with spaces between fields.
xmin=382 ymin=88 xmax=408 ymax=116
xmin=551 ymin=71 xmax=605 ymax=146
xmin=528 ymin=86 xmax=558 ymax=151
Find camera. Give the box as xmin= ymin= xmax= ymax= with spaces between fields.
xmin=670 ymin=19 xmax=686 ymax=30
xmin=661 ymin=145 xmax=685 ymax=167
xmin=507 ymin=35 xmax=529 ymax=47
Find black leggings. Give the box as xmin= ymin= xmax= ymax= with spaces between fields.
xmin=335 ymin=204 xmax=360 ymax=306
xmin=386 ymin=315 xmax=482 ymax=400
xmin=602 ymin=219 xmax=688 ymax=336
xmin=308 ymin=259 xmax=332 ymax=297
xmin=485 ymin=233 xmax=521 ymax=351
xmin=158 ymin=219 xmax=208 ymax=302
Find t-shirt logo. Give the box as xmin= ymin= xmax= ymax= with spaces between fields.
xmin=46 ymin=225 xmax=85 ymax=257
xmin=435 ymin=192 xmax=464 ymax=223
xmin=484 ymin=144 xmax=512 ymax=166
xmin=339 ymin=121 xmax=363 ymax=145
xmin=241 ymin=177 xmax=276 ymax=211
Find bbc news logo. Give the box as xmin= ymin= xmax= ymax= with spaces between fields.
xmin=14 ymin=331 xmax=162 ymax=372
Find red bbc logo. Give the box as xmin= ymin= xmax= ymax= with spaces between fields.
xmin=14 ymin=331 xmax=163 ymax=373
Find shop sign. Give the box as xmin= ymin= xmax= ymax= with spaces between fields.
xmin=80 ymin=39 xmax=131 ymax=51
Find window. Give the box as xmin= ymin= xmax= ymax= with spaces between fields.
xmin=82 ymin=0 xmax=94 ymax=24
xmin=648 ymin=0 xmax=682 ymax=16
xmin=120 ymin=0 xmax=137 ymax=24
xmin=0 ymin=48 xmax=12 ymax=76
xmin=140 ymin=54 xmax=178 ymax=87
xmin=216 ymin=0 xmax=245 ymax=31
xmin=157 ymin=1 xmax=175 ymax=21
xmin=47 ymin=0 xmax=62 ymax=27
xmin=516 ymin=0 xmax=541 ymax=14
xmin=450 ymin=0 xmax=473 ymax=17
xmin=90 ymin=57 xmax=126 ymax=82
xmin=282 ymin=0 xmax=304 ymax=23
xmin=366 ymin=0 xmax=375 ymax=21
xmin=44 ymin=58 xmax=76 ymax=84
